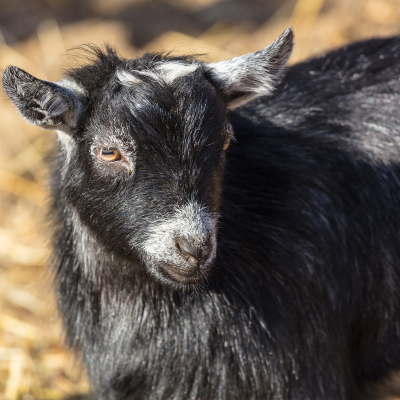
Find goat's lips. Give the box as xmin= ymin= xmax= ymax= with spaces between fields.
xmin=161 ymin=264 xmax=206 ymax=284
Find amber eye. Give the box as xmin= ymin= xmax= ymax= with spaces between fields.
xmin=223 ymin=137 xmax=231 ymax=151
xmin=98 ymin=148 xmax=121 ymax=162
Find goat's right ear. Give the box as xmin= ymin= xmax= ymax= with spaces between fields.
xmin=206 ymin=27 xmax=293 ymax=109
xmin=2 ymin=66 xmax=86 ymax=133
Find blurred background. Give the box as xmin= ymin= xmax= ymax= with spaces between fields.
xmin=1 ymin=0 xmax=400 ymax=398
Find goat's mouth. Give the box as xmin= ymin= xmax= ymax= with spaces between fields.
xmin=148 ymin=258 xmax=213 ymax=286
xmin=161 ymin=264 xmax=207 ymax=284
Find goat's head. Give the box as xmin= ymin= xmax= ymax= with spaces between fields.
xmin=2 ymin=28 xmax=293 ymax=287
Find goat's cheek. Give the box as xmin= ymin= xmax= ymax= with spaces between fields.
xmin=64 ymin=177 xmax=129 ymax=250
xmin=81 ymin=207 xmax=139 ymax=259
xmin=207 ymin=167 xmax=225 ymax=210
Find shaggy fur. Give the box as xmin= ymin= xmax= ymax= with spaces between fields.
xmin=3 ymin=29 xmax=400 ymax=399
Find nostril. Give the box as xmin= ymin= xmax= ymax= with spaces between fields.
xmin=176 ymin=238 xmax=199 ymax=265
xmin=176 ymin=237 xmax=212 ymax=266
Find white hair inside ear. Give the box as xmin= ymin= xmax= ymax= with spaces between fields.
xmin=207 ymin=27 xmax=294 ymax=109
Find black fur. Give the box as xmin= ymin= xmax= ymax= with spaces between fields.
xmin=3 ymin=32 xmax=400 ymax=399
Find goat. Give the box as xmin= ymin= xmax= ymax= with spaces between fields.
xmin=3 ymin=27 xmax=400 ymax=399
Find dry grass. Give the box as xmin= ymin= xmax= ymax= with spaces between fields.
xmin=1 ymin=0 xmax=400 ymax=398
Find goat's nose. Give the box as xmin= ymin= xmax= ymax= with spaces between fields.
xmin=176 ymin=237 xmax=212 ymax=266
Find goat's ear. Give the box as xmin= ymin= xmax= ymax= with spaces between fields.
xmin=2 ymin=66 xmax=86 ymax=133
xmin=207 ymin=27 xmax=293 ymax=109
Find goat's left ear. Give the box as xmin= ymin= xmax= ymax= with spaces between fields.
xmin=2 ymin=66 xmax=86 ymax=134
xmin=207 ymin=27 xmax=293 ymax=109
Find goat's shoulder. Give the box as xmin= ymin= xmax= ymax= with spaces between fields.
xmin=233 ymin=36 xmax=400 ymax=162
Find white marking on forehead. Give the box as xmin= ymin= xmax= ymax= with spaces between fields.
xmin=155 ymin=62 xmax=198 ymax=84
xmin=116 ymin=70 xmax=142 ymax=85
xmin=116 ymin=62 xmax=198 ymax=87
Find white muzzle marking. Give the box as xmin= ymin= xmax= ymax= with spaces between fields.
xmin=142 ymin=202 xmax=218 ymax=270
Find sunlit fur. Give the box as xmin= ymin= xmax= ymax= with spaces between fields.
xmin=4 ymin=30 xmax=400 ymax=399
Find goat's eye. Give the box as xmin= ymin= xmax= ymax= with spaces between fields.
xmin=223 ymin=137 xmax=231 ymax=151
xmin=98 ymin=148 xmax=121 ymax=162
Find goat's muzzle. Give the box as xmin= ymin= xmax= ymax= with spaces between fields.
xmin=158 ymin=236 xmax=213 ymax=284
xmin=142 ymin=203 xmax=218 ymax=285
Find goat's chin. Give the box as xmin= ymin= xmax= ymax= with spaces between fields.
xmin=147 ymin=258 xmax=213 ymax=288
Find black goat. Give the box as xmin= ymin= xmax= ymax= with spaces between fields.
xmin=3 ymin=28 xmax=400 ymax=399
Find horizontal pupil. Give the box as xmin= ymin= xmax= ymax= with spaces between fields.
xmin=102 ymin=149 xmax=115 ymax=155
